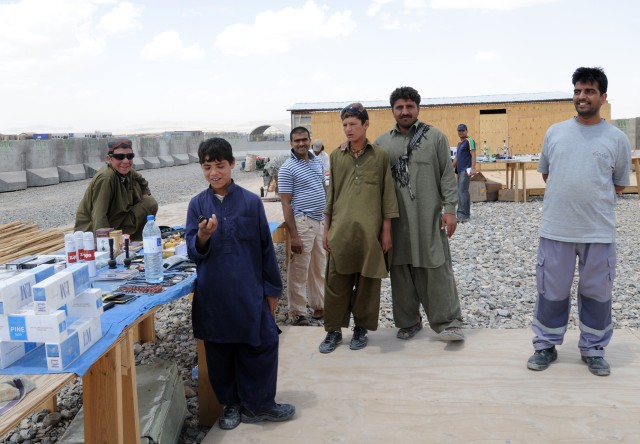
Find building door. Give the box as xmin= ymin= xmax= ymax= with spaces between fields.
xmin=479 ymin=111 xmax=509 ymax=156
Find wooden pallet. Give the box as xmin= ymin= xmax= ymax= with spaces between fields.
xmin=0 ymin=221 xmax=65 ymax=265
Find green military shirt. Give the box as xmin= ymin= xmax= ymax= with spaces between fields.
xmin=75 ymin=164 xmax=152 ymax=239
xmin=376 ymin=121 xmax=458 ymax=268
xmin=325 ymin=140 xmax=399 ymax=278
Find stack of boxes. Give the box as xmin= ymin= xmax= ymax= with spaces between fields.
xmin=0 ymin=262 xmax=104 ymax=370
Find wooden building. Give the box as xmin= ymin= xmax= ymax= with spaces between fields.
xmin=289 ymin=92 xmax=611 ymax=156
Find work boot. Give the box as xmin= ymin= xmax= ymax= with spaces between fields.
xmin=218 ymin=404 xmax=241 ymax=430
xmin=581 ymin=356 xmax=611 ymax=376
xmin=527 ymin=346 xmax=557 ymax=371
xmin=241 ymin=403 xmax=295 ymax=423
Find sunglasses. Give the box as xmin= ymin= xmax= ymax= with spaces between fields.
xmin=109 ymin=153 xmax=135 ymax=161
xmin=340 ymin=103 xmax=368 ymax=120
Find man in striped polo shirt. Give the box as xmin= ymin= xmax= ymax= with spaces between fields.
xmin=278 ymin=127 xmax=327 ymax=326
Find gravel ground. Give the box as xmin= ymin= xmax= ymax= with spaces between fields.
xmin=1 ymin=164 xmax=639 ymax=443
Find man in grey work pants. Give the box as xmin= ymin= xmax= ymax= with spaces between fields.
xmin=527 ymin=66 xmax=631 ymax=377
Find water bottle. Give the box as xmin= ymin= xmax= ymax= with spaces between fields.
xmin=503 ymin=140 xmax=508 ymax=159
xmin=142 ymin=215 xmax=163 ymax=283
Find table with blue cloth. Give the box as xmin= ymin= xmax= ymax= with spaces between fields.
xmin=0 ymin=268 xmax=196 ymax=443
xmin=0 ymin=222 xmax=286 ymax=441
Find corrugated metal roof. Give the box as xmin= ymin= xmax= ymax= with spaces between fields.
xmin=288 ymin=91 xmax=573 ymax=112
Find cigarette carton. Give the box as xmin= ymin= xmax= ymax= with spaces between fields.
xmin=0 ymin=273 xmax=36 ymax=316
xmin=66 ymin=288 xmax=103 ymax=318
xmin=2 ymin=308 xmax=67 ymax=342
xmin=32 ymin=271 xmax=74 ymax=315
xmin=45 ymin=317 xmax=102 ymax=371
xmin=0 ymin=340 xmax=42 ymax=369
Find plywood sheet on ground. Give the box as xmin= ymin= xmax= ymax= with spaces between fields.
xmin=203 ymin=328 xmax=640 ymax=443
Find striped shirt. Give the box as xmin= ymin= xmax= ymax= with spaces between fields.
xmin=278 ymin=151 xmax=326 ymax=221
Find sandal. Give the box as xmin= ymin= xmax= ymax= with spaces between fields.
xmin=396 ymin=319 xmax=423 ymax=340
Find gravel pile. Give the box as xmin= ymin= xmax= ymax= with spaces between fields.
xmin=1 ymin=164 xmax=639 ymax=443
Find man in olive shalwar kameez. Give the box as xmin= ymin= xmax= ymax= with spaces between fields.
xmin=319 ymin=103 xmax=399 ymax=354
xmin=376 ymin=87 xmax=465 ymax=342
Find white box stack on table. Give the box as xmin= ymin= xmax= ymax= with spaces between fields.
xmin=0 ymin=262 xmax=104 ymax=370
xmin=45 ymin=316 xmax=102 ymax=371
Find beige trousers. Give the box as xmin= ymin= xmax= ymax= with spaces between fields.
xmin=287 ymin=215 xmax=326 ymax=317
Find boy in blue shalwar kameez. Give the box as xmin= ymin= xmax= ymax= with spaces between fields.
xmin=185 ymin=137 xmax=295 ymax=430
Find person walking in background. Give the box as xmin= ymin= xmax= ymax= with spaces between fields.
xmin=312 ymin=139 xmax=331 ymax=184
xmin=186 ymin=137 xmax=295 ymax=429
xmin=527 ymin=67 xmax=631 ymax=377
xmin=376 ymin=86 xmax=465 ymax=342
xmin=319 ymin=102 xmax=399 ymax=353
xmin=278 ymin=127 xmax=327 ymax=326
xmin=75 ymin=138 xmax=158 ymax=241
xmin=452 ymin=123 xmax=477 ymax=222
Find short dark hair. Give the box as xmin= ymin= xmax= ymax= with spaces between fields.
xmin=107 ymin=138 xmax=132 ymax=153
xmin=572 ymin=67 xmax=608 ymax=94
xmin=340 ymin=102 xmax=369 ymax=124
xmin=198 ymin=137 xmax=234 ymax=164
xmin=390 ymin=86 xmax=421 ymax=107
xmin=290 ymin=126 xmax=310 ymax=140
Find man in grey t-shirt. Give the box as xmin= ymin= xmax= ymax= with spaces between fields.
xmin=527 ymin=67 xmax=631 ymax=377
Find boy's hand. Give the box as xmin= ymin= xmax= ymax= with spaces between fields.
xmin=266 ymin=296 xmax=278 ymax=317
xmin=198 ymin=214 xmax=218 ymax=236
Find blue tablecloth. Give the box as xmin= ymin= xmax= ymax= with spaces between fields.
xmin=0 ymin=222 xmax=282 ymax=377
xmin=0 ymin=273 xmax=196 ymax=377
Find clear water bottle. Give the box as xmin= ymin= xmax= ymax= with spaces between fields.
xmin=142 ymin=215 xmax=163 ymax=283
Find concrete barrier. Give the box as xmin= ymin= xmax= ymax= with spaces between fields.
xmin=0 ymin=133 xmax=250 ymax=193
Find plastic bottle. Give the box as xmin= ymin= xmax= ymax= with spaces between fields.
xmin=74 ymin=231 xmax=85 ymax=262
xmin=64 ymin=233 xmax=77 ymax=264
xmin=503 ymin=140 xmax=508 ymax=159
xmin=83 ymin=232 xmax=97 ymax=277
xmin=142 ymin=215 xmax=163 ymax=283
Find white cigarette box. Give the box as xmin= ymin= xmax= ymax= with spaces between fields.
xmin=60 ymin=263 xmax=91 ymax=295
xmin=0 ymin=340 xmax=42 ymax=369
xmin=32 ymin=271 xmax=74 ymax=315
xmin=66 ymin=288 xmax=103 ymax=319
xmin=45 ymin=316 xmax=102 ymax=371
xmin=3 ymin=308 xmax=67 ymax=343
xmin=0 ymin=273 xmax=36 ymax=317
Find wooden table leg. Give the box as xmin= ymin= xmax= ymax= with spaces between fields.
xmin=137 ymin=309 xmax=157 ymax=343
xmin=514 ymin=162 xmax=520 ymax=203
xmin=633 ymin=159 xmax=640 ymax=198
xmin=83 ymin=339 xmax=125 ymax=444
xmin=121 ymin=329 xmax=141 ymax=443
xmin=197 ymin=339 xmax=222 ymax=427
xmin=522 ymin=163 xmax=528 ymax=202
xmin=504 ymin=162 xmax=510 ymax=189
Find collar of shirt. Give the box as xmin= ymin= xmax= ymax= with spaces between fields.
xmin=390 ymin=120 xmax=421 ymax=136
xmin=339 ymin=139 xmax=373 ymax=155
xmin=289 ymin=150 xmax=317 ymax=161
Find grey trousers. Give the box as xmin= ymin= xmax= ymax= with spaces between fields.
xmin=456 ymin=170 xmax=471 ymax=221
xmin=390 ymin=261 xmax=463 ymax=333
xmin=532 ymin=237 xmax=616 ymax=357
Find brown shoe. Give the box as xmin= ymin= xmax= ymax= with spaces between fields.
xmin=292 ymin=316 xmax=310 ymax=326
xmin=312 ymin=309 xmax=324 ymax=320
xmin=396 ymin=319 xmax=423 ymax=340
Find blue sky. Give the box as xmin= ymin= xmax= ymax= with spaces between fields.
xmin=0 ymin=0 xmax=638 ymax=134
